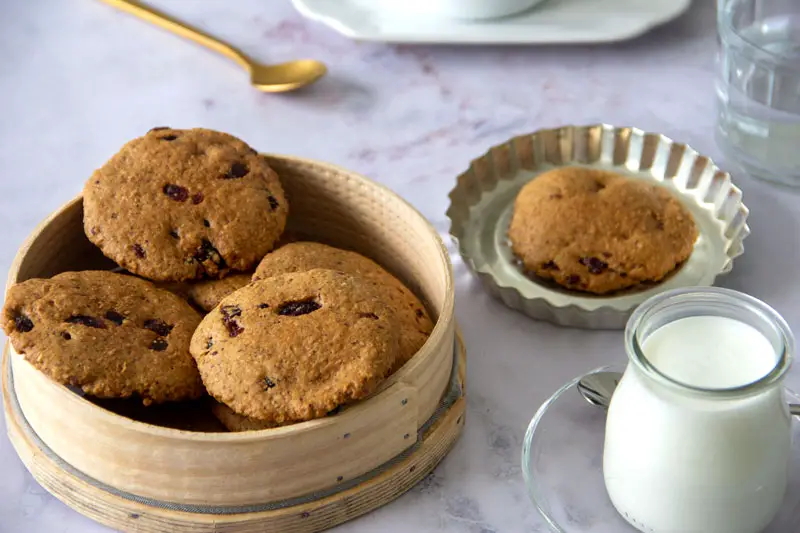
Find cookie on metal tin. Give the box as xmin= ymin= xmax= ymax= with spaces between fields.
xmin=508 ymin=167 xmax=697 ymax=295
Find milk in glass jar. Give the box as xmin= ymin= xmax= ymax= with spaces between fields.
xmin=603 ymin=287 xmax=795 ymax=533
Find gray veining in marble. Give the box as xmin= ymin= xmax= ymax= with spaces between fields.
xmin=1 ymin=1 xmax=799 ymax=532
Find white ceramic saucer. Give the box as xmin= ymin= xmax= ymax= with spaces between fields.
xmin=521 ymin=365 xmax=800 ymax=532
xmin=291 ymin=0 xmax=693 ymax=44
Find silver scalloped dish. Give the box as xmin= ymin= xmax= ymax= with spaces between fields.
xmin=446 ymin=124 xmax=750 ymax=330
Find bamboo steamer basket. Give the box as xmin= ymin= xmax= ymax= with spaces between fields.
xmin=2 ymin=154 xmax=464 ymax=533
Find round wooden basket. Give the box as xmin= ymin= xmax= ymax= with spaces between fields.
xmin=2 ymin=155 xmax=464 ymax=533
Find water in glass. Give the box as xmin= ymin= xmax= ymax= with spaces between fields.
xmin=716 ymin=0 xmax=800 ymax=186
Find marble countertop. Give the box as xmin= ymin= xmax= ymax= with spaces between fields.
xmin=2 ymin=1 xmax=799 ymax=532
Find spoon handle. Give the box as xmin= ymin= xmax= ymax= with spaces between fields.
xmin=99 ymin=0 xmax=251 ymax=71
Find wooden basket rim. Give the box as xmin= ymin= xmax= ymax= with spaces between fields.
xmin=3 ymin=335 xmax=466 ymax=532
xmin=5 ymin=153 xmax=456 ymax=442
xmin=3 ymin=329 xmax=464 ymax=515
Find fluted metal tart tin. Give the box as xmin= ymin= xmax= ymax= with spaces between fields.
xmin=446 ymin=124 xmax=750 ymax=330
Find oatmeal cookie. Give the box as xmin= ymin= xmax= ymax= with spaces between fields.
xmin=508 ymin=167 xmax=697 ymax=294
xmin=211 ymin=401 xmax=277 ymax=431
xmin=83 ymin=127 xmax=288 ymax=281
xmin=253 ymin=242 xmax=433 ymax=369
xmin=2 ymin=270 xmax=205 ymax=404
xmin=187 ymin=273 xmax=252 ymax=312
xmin=190 ymin=269 xmax=399 ymax=424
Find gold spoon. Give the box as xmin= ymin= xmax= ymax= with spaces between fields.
xmin=99 ymin=0 xmax=327 ymax=93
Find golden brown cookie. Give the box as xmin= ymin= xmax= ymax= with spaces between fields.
xmin=187 ymin=273 xmax=252 ymax=312
xmin=152 ymin=280 xmax=192 ymax=300
xmin=508 ymin=167 xmax=697 ymax=294
xmin=83 ymin=127 xmax=288 ymax=282
xmin=253 ymin=242 xmax=433 ymax=370
xmin=190 ymin=269 xmax=399 ymax=424
xmin=211 ymin=401 xmax=277 ymax=431
xmin=109 ymin=267 xmax=194 ymax=300
xmin=2 ymin=270 xmax=205 ymax=405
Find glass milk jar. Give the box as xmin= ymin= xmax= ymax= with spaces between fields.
xmin=603 ymin=287 xmax=795 ymax=533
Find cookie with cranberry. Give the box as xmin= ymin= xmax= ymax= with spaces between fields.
xmin=83 ymin=127 xmax=288 ymax=282
xmin=187 ymin=273 xmax=252 ymax=312
xmin=2 ymin=270 xmax=205 ymax=405
xmin=211 ymin=401 xmax=277 ymax=431
xmin=152 ymin=280 xmax=192 ymax=300
xmin=508 ymin=167 xmax=697 ymax=294
xmin=253 ymin=242 xmax=433 ymax=370
xmin=190 ymin=269 xmax=399 ymax=425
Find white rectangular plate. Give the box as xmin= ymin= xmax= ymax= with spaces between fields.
xmin=292 ymin=0 xmax=692 ymax=45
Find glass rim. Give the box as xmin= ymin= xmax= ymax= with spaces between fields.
xmin=719 ymin=0 xmax=800 ymax=68
xmin=625 ymin=287 xmax=795 ymax=398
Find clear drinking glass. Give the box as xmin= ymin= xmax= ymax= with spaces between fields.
xmin=716 ymin=0 xmax=800 ymax=187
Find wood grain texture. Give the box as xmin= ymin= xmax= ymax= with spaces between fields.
xmin=3 ymin=154 xmax=457 ymax=508
xmin=3 ymin=333 xmax=466 ymax=533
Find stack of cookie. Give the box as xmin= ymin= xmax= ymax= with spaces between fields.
xmin=2 ymin=127 xmax=433 ymax=431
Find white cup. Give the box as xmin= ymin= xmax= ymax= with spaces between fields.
xmin=398 ymin=0 xmax=545 ymax=20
